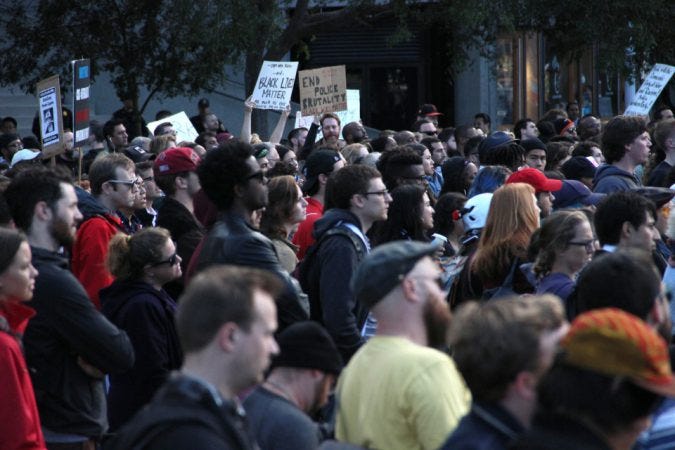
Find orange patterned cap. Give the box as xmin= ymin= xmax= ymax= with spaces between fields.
xmin=562 ymin=308 xmax=675 ymax=397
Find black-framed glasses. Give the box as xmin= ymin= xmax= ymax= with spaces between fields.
xmin=245 ymin=170 xmax=265 ymax=182
xmin=568 ymin=239 xmax=595 ymax=252
xmin=151 ymin=253 xmax=180 ymax=267
xmin=362 ymin=189 xmax=389 ymax=197
xmin=421 ymin=130 xmax=438 ymax=136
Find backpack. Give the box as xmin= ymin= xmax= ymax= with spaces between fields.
xmin=297 ymin=226 xmax=367 ymax=320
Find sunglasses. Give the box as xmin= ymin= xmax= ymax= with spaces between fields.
xmin=151 ymin=253 xmax=180 ymax=267
xmin=245 ymin=170 xmax=265 ymax=182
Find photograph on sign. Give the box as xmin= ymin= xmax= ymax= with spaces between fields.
xmin=251 ymin=61 xmax=298 ymax=111
xmin=36 ymin=75 xmax=64 ymax=159
xmin=38 ymin=88 xmax=60 ymax=146
xmin=299 ymin=65 xmax=347 ymax=116
xmin=147 ymin=111 xmax=198 ymax=143
xmin=624 ymin=63 xmax=675 ymax=116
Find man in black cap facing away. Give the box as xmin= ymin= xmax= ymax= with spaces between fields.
xmin=244 ymin=321 xmax=343 ymax=450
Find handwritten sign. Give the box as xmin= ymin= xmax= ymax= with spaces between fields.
xmin=36 ymin=75 xmax=64 ymax=158
xmin=624 ymin=64 xmax=675 ymax=116
xmin=295 ymin=90 xmax=361 ymax=142
xmin=147 ymin=111 xmax=198 ymax=143
xmin=251 ymin=61 xmax=298 ymax=110
xmin=299 ymin=65 xmax=347 ymax=115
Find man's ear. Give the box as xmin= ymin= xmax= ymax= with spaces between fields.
xmin=175 ymin=175 xmax=188 ymax=190
xmin=216 ymin=322 xmax=239 ymax=353
xmin=233 ymin=182 xmax=246 ymax=199
xmin=351 ymin=193 xmax=366 ymax=209
xmin=621 ymin=221 xmax=633 ymax=240
xmin=34 ymin=200 xmax=53 ymax=221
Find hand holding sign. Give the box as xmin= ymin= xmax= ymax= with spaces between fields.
xmin=244 ymin=95 xmax=256 ymax=113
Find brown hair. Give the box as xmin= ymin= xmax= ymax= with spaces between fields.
xmin=472 ymin=183 xmax=539 ymax=282
xmin=449 ymin=295 xmax=565 ymax=402
xmin=259 ymin=176 xmax=301 ymax=240
xmin=533 ymin=210 xmax=590 ymax=278
xmin=106 ymin=228 xmax=172 ymax=281
xmin=176 ymin=266 xmax=282 ymax=353
xmin=0 ymin=228 xmax=25 ymax=275
xmin=89 ymin=153 xmax=135 ymax=195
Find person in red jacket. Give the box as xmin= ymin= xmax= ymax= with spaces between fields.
xmin=72 ymin=153 xmax=137 ymax=308
xmin=0 ymin=228 xmax=44 ymax=450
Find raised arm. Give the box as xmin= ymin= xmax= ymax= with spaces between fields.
xmin=269 ymin=104 xmax=291 ymax=144
xmin=240 ymin=96 xmax=255 ymax=144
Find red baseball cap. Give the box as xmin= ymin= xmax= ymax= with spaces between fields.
xmin=153 ymin=147 xmax=201 ymax=175
xmin=506 ymin=167 xmax=563 ymax=193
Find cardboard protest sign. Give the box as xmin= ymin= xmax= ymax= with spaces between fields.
xmin=36 ymin=75 xmax=64 ymax=158
xmin=251 ymin=61 xmax=298 ymax=110
xmin=147 ymin=111 xmax=198 ymax=143
xmin=72 ymin=59 xmax=91 ymax=146
xmin=299 ymin=65 xmax=347 ymax=115
xmin=295 ymin=89 xmax=361 ymax=142
xmin=624 ymin=64 xmax=675 ymax=116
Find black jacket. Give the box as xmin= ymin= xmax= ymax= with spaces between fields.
xmin=157 ymin=197 xmax=205 ymax=299
xmin=300 ymin=208 xmax=369 ymax=362
xmin=195 ymin=211 xmax=307 ymax=331
xmin=25 ymin=246 xmax=134 ymax=437
xmin=104 ymin=374 xmax=256 ymax=450
xmin=101 ymin=280 xmax=183 ymax=431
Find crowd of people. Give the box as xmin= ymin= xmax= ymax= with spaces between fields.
xmin=1 ymin=97 xmax=675 ymax=450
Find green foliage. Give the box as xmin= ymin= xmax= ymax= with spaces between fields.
xmin=0 ymin=0 xmax=240 ymax=112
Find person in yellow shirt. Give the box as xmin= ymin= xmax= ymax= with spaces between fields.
xmin=335 ymin=241 xmax=471 ymax=450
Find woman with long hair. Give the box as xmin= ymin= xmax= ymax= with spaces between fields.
xmin=101 ymin=227 xmax=183 ymax=430
xmin=259 ymin=175 xmax=308 ymax=273
xmin=470 ymin=183 xmax=540 ymax=296
xmin=533 ymin=210 xmax=594 ymax=303
xmin=0 ymin=228 xmax=44 ymax=449
xmin=370 ymin=184 xmax=434 ymax=246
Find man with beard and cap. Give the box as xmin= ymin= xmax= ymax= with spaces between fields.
xmin=4 ymin=168 xmax=134 ymax=448
xmin=193 ymin=140 xmax=307 ymax=332
xmin=244 ymin=321 xmax=343 ymax=450
xmin=335 ymin=241 xmax=471 ymax=450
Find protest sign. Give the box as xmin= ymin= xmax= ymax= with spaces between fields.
xmin=624 ymin=64 xmax=675 ymax=116
xmin=36 ymin=75 xmax=64 ymax=158
xmin=251 ymin=61 xmax=298 ymax=110
xmin=72 ymin=59 xmax=91 ymax=146
xmin=295 ymin=89 xmax=361 ymax=142
xmin=299 ymin=65 xmax=347 ymax=115
xmin=147 ymin=111 xmax=198 ymax=143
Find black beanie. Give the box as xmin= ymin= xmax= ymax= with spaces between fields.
xmin=271 ymin=321 xmax=343 ymax=375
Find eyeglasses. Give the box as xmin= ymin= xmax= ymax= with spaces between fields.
xmin=150 ymin=253 xmax=180 ymax=267
xmin=245 ymin=170 xmax=265 ymax=182
xmin=421 ymin=130 xmax=438 ymax=136
xmin=362 ymin=189 xmax=389 ymax=197
xmin=108 ymin=179 xmax=138 ymax=189
xmin=568 ymin=239 xmax=595 ymax=252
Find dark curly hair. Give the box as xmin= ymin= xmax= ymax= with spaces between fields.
xmin=370 ymin=184 xmax=429 ymax=246
xmin=198 ymin=140 xmax=254 ymax=210
xmin=432 ymin=192 xmax=468 ymax=237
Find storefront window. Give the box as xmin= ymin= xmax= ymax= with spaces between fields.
xmin=494 ymin=37 xmax=515 ymax=127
